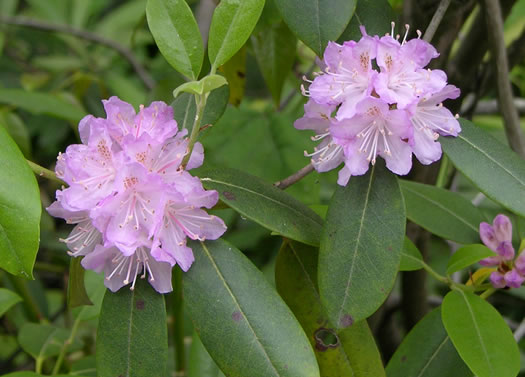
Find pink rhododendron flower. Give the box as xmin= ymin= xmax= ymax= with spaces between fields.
xmin=47 ymin=97 xmax=227 ymax=293
xmin=478 ymin=214 xmax=525 ymax=289
xmin=296 ymin=23 xmax=461 ymax=185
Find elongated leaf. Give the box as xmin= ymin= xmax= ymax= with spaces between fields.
xmin=188 ymin=332 xmax=226 ymax=377
xmin=338 ymin=0 xmax=395 ymax=43
xmin=208 ymin=0 xmax=265 ymax=69
xmin=319 ymin=163 xmax=405 ymax=327
xmin=400 ymin=237 xmax=424 ymax=272
xmin=252 ymin=19 xmax=297 ymax=106
xmin=173 ymin=74 xmax=228 ymax=98
xmin=0 ymin=88 xmax=86 ymax=122
xmin=441 ymin=119 xmax=525 ymax=217
xmin=446 ymin=245 xmax=496 ymax=275
xmin=400 ymin=180 xmax=485 ymax=244
xmin=276 ymin=241 xmax=385 ymax=376
xmin=183 ymin=240 xmax=320 ymax=377
xmin=146 ymin=0 xmax=204 ymax=79
xmin=18 ymin=323 xmax=74 ymax=360
xmin=274 ymin=0 xmax=356 ymax=56
xmin=387 ymin=308 xmax=471 ymax=377
xmin=0 ymin=127 xmax=41 ymax=278
xmin=0 ymin=288 xmax=22 ymax=317
xmin=441 ymin=290 xmax=520 ymax=377
xmin=200 ymin=167 xmax=323 ymax=246
xmin=72 ymin=270 xmax=105 ymax=321
xmin=96 ymin=279 xmax=168 ymax=377
xmin=172 ymin=85 xmax=230 ymax=132
xmin=68 ymin=257 xmax=92 ymax=308
xmin=219 ymin=46 xmax=246 ymax=106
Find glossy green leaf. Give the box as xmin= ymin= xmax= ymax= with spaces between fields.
xmin=0 ymin=127 xmax=41 ymax=278
xmin=319 ymin=163 xmax=405 ymax=327
xmin=146 ymin=0 xmax=204 ymax=79
xmin=0 ymin=88 xmax=86 ymax=122
xmin=188 ymin=332 xmax=226 ymax=377
xmin=173 ymin=74 xmax=228 ymax=98
xmin=252 ymin=18 xmax=296 ymax=106
xmin=183 ymin=239 xmax=320 ymax=377
xmin=441 ymin=118 xmax=525 ymax=217
xmin=72 ymin=270 xmax=106 ymax=321
xmin=0 ymin=110 xmax=31 ymax=157
xmin=219 ymin=46 xmax=246 ymax=106
xmin=400 ymin=180 xmax=485 ymax=244
xmin=208 ymin=0 xmax=265 ymax=69
xmin=18 ymin=323 xmax=72 ymax=359
xmin=400 ymin=237 xmax=424 ymax=272
xmin=446 ymin=245 xmax=496 ymax=275
xmin=172 ymin=85 xmax=230 ymax=132
xmin=441 ymin=290 xmax=520 ymax=377
xmin=0 ymin=288 xmax=22 ymax=317
xmin=387 ymin=308 xmax=471 ymax=377
xmin=97 ymin=279 xmax=168 ymax=377
xmin=338 ymin=0 xmax=395 ymax=43
xmin=275 ymin=241 xmax=385 ymax=377
xmin=68 ymin=257 xmax=92 ymax=308
xmin=200 ymin=167 xmax=323 ymax=246
xmin=274 ymin=0 xmax=356 ymax=56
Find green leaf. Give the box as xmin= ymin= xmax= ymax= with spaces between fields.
xmin=96 ymin=279 xmax=168 ymax=377
xmin=400 ymin=180 xmax=485 ymax=244
xmin=441 ymin=290 xmax=520 ymax=377
xmin=146 ymin=0 xmax=204 ymax=79
xmin=252 ymin=18 xmax=297 ymax=106
xmin=0 ymin=109 xmax=31 ymax=157
xmin=200 ymin=167 xmax=323 ymax=246
xmin=0 ymin=127 xmax=41 ymax=278
xmin=72 ymin=270 xmax=106 ymax=321
xmin=2 ymin=373 xmax=71 ymax=377
xmin=400 ymin=237 xmax=424 ymax=272
xmin=0 ymin=288 xmax=22 ymax=317
xmin=446 ymin=245 xmax=497 ymax=275
xmin=274 ymin=0 xmax=356 ymax=56
xmin=18 ymin=323 xmax=72 ymax=360
xmin=319 ymin=162 xmax=405 ymax=327
xmin=68 ymin=257 xmax=93 ymax=308
xmin=218 ymin=46 xmax=246 ymax=106
xmin=338 ymin=0 xmax=395 ymax=43
xmin=441 ymin=118 xmax=525 ymax=217
xmin=173 ymin=74 xmax=228 ymax=98
xmin=188 ymin=332 xmax=226 ymax=377
xmin=275 ymin=241 xmax=385 ymax=377
xmin=0 ymin=88 xmax=86 ymax=122
xmin=172 ymin=85 xmax=230 ymax=132
xmin=183 ymin=239 xmax=319 ymax=377
xmin=208 ymin=0 xmax=265 ymax=69
xmin=386 ymin=308 xmax=471 ymax=377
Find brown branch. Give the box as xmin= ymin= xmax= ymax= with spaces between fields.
xmin=274 ymin=163 xmax=314 ymax=190
xmin=423 ymin=0 xmax=452 ymax=43
xmin=482 ymin=0 xmax=525 ymax=158
xmin=0 ymin=16 xmax=155 ymax=90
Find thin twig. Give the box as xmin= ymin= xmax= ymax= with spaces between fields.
xmin=514 ymin=318 xmax=525 ymax=342
xmin=482 ymin=0 xmax=525 ymax=158
xmin=27 ymin=159 xmax=65 ymax=185
xmin=423 ymin=0 xmax=452 ymax=43
xmin=0 ymin=16 xmax=155 ymax=90
xmin=274 ymin=163 xmax=314 ymax=190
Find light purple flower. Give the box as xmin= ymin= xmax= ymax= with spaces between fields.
xmin=478 ymin=214 xmax=525 ymax=289
xmin=296 ymin=23 xmax=460 ymax=185
xmin=47 ymin=97 xmax=226 ymax=293
xmin=305 ymin=29 xmax=378 ymax=120
xmin=409 ymin=85 xmax=461 ymax=165
xmin=331 ymin=97 xmax=413 ymax=185
xmin=294 ymin=100 xmax=343 ymax=173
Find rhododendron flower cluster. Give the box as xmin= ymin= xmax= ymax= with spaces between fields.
xmin=47 ymin=97 xmax=227 ymax=293
xmin=479 ymin=214 xmax=525 ymax=289
xmin=296 ymin=24 xmax=461 ymax=185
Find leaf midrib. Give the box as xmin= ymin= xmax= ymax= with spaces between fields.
xmin=336 ymin=166 xmax=375 ymax=323
xmin=202 ymin=177 xmax=323 ymax=226
xmin=416 ymin=335 xmax=449 ymax=377
xmin=402 ymin=184 xmax=478 ymax=233
xmin=200 ymin=242 xmax=281 ymax=376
